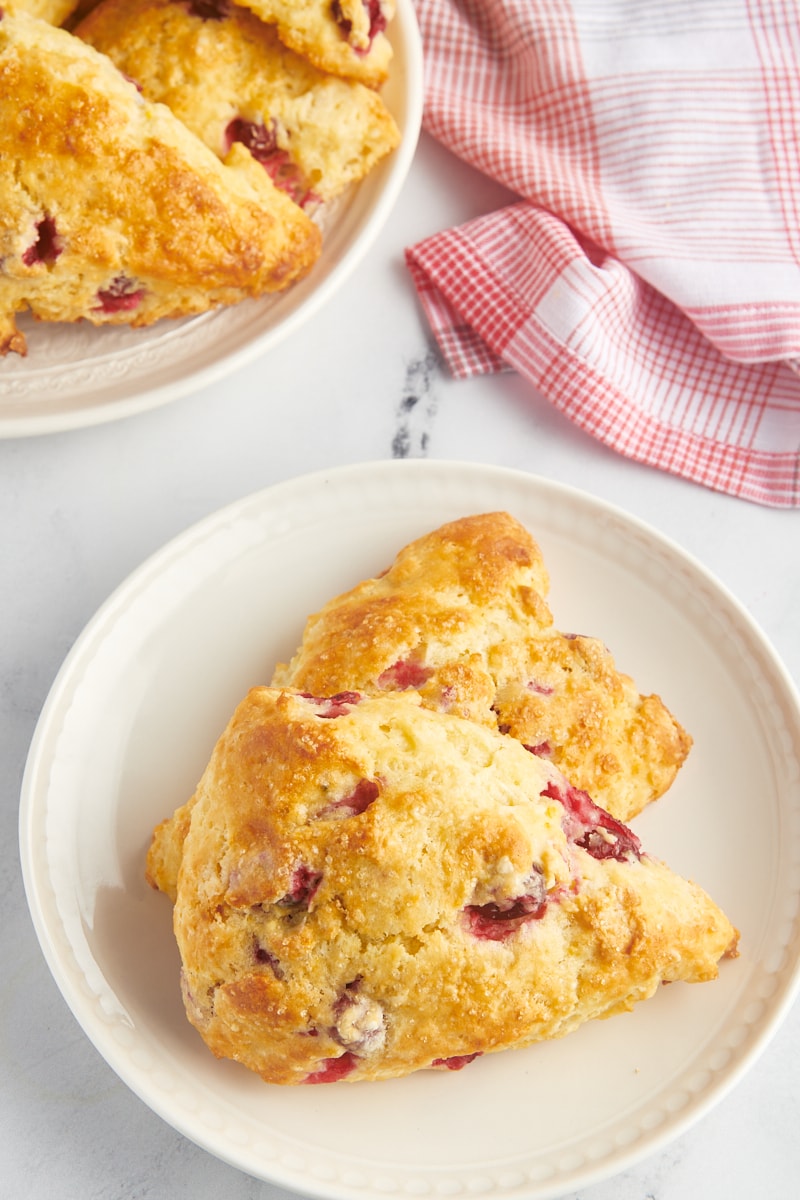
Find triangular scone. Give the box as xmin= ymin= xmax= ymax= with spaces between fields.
xmin=0 ymin=11 xmax=321 ymax=356
xmin=236 ymin=0 xmax=394 ymax=89
xmin=272 ymin=513 xmax=692 ymax=824
xmin=76 ymin=0 xmax=400 ymax=210
xmin=150 ymin=688 xmax=736 ymax=1086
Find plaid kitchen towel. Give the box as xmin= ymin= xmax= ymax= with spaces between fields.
xmin=405 ymin=0 xmax=800 ymax=506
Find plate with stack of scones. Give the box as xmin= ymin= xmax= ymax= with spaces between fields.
xmin=20 ymin=461 xmax=800 ymax=1197
xmin=0 ymin=0 xmax=420 ymax=434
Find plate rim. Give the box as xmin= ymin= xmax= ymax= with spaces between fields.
xmin=18 ymin=457 xmax=800 ymax=1198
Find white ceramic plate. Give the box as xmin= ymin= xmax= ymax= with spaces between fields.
xmin=0 ymin=2 xmax=422 ymax=438
xmin=20 ymin=460 xmax=800 ymax=1198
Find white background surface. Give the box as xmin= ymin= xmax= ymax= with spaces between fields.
xmin=2 ymin=129 xmax=800 ymax=1199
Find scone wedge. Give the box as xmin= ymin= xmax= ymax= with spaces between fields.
xmin=149 ymin=688 xmax=737 ymax=1086
xmin=273 ymin=513 xmax=692 ymax=823
xmin=0 ymin=10 xmax=320 ymax=355
xmin=76 ymin=0 xmax=400 ymax=210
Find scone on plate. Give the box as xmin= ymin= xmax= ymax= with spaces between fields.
xmin=0 ymin=10 xmax=321 ymax=355
xmin=149 ymin=688 xmax=736 ymax=1085
xmin=236 ymin=0 xmax=395 ymax=89
xmin=76 ymin=0 xmax=400 ymax=210
xmin=272 ymin=513 xmax=692 ymax=823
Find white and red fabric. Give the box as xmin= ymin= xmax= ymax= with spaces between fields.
xmin=405 ymin=0 xmax=800 ymax=506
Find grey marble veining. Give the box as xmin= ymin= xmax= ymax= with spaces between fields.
xmin=391 ymin=346 xmax=442 ymax=458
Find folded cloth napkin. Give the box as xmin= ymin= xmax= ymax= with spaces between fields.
xmin=405 ymin=0 xmax=800 ymax=507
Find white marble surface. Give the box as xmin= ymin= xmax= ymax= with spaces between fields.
xmin=2 ymin=130 xmax=800 ymax=1200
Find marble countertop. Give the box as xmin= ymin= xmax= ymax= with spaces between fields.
xmin=2 ymin=130 xmax=799 ymax=1200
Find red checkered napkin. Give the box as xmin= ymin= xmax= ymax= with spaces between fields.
xmin=405 ymin=0 xmax=800 ymax=507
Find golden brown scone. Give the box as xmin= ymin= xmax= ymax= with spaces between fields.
xmin=236 ymin=0 xmax=394 ymax=89
xmin=5 ymin=0 xmax=79 ymax=25
xmin=0 ymin=10 xmax=321 ymax=356
xmin=76 ymin=0 xmax=400 ymax=210
xmin=147 ymin=802 xmax=194 ymax=904
xmin=151 ymin=688 xmax=736 ymax=1086
xmin=273 ymin=513 xmax=692 ymax=824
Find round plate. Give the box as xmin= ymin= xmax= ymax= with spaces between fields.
xmin=19 ymin=460 xmax=800 ymax=1198
xmin=0 ymin=1 xmax=422 ymax=438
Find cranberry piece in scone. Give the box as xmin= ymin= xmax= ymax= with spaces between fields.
xmin=302 ymin=1050 xmax=359 ymax=1083
xmin=252 ymin=940 xmax=284 ymax=979
xmin=281 ymin=864 xmax=323 ymax=907
xmin=300 ymin=691 xmax=363 ymax=718
xmin=541 ymin=779 xmax=642 ymax=862
xmin=95 ymin=275 xmax=144 ymax=313
xmin=464 ymin=866 xmax=549 ymax=941
xmin=431 ymin=1052 xmax=482 ymax=1070
xmin=22 ymin=215 xmax=62 ymax=267
xmin=318 ymin=778 xmax=380 ymax=818
xmin=377 ymin=657 xmax=433 ymax=690
xmin=224 ymin=118 xmax=314 ymax=209
xmin=331 ymin=0 xmax=387 ymax=51
xmin=524 ymin=740 xmax=552 ymax=758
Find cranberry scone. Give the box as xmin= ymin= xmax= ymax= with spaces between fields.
xmin=235 ymin=0 xmax=394 ymax=89
xmin=148 ymin=688 xmax=736 ymax=1086
xmin=0 ymin=10 xmax=320 ymax=355
xmin=76 ymin=0 xmax=400 ymax=212
xmin=272 ymin=513 xmax=692 ymax=824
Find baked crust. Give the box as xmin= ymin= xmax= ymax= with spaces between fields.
xmin=5 ymin=0 xmax=80 ymax=25
xmin=273 ymin=513 xmax=692 ymax=823
xmin=76 ymin=0 xmax=400 ymax=207
xmin=154 ymin=688 xmax=736 ymax=1085
xmin=237 ymin=0 xmax=395 ymax=89
xmin=0 ymin=10 xmax=321 ymax=354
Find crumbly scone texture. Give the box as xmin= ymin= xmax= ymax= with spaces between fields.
xmin=0 ymin=10 xmax=321 ymax=355
xmin=238 ymin=0 xmax=395 ymax=89
xmin=5 ymin=0 xmax=79 ymax=27
xmin=272 ymin=512 xmax=692 ymax=823
xmin=152 ymin=687 xmax=736 ymax=1086
xmin=76 ymin=0 xmax=400 ymax=207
